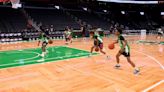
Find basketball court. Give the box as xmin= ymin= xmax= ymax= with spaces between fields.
xmin=0 ymin=35 xmax=164 ymax=92
xmin=0 ymin=0 xmax=164 ymax=92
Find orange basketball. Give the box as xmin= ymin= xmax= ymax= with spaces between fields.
xmin=48 ymin=40 xmax=53 ymax=44
xmin=108 ymin=43 xmax=115 ymax=49
xmin=95 ymin=47 xmax=99 ymax=52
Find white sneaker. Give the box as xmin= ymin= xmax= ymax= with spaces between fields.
xmin=46 ymin=50 xmax=49 ymax=53
xmin=37 ymin=58 xmax=44 ymax=62
xmin=88 ymin=53 xmax=92 ymax=57
xmin=41 ymin=53 xmax=45 ymax=57
xmin=133 ymin=69 xmax=140 ymax=75
xmin=114 ymin=64 xmax=121 ymax=69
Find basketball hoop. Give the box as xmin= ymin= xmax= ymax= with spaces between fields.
xmin=10 ymin=0 xmax=21 ymax=9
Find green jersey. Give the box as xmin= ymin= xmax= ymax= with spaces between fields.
xmin=118 ymin=35 xmax=130 ymax=53
xmin=97 ymin=36 xmax=103 ymax=43
xmin=94 ymin=32 xmax=100 ymax=37
xmin=39 ymin=33 xmax=48 ymax=42
xmin=65 ymin=31 xmax=71 ymax=38
xmin=94 ymin=34 xmax=103 ymax=44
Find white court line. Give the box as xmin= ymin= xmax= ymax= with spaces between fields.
xmin=133 ymin=50 xmax=164 ymax=92
xmin=62 ymin=45 xmax=89 ymax=52
xmin=134 ymin=50 xmax=164 ymax=70
xmin=0 ymin=51 xmax=40 ymax=66
xmin=0 ymin=46 xmax=65 ymax=66
xmin=9 ymin=51 xmax=40 ymax=61
xmin=142 ymin=80 xmax=164 ymax=92
xmin=0 ymin=52 xmax=90 ymax=67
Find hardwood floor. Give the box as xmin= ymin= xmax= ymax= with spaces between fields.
xmin=0 ymin=36 xmax=164 ymax=92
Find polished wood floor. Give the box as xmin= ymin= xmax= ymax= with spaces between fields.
xmin=0 ymin=35 xmax=164 ymax=92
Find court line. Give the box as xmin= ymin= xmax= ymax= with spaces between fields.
xmin=134 ymin=50 xmax=164 ymax=70
xmin=8 ymin=51 xmax=40 ymax=61
xmin=142 ymin=80 xmax=164 ymax=92
xmin=0 ymin=51 xmax=40 ymax=65
xmin=0 ymin=52 xmax=91 ymax=67
xmin=62 ymin=45 xmax=90 ymax=52
xmin=0 ymin=46 xmax=67 ymax=66
xmin=134 ymin=50 xmax=164 ymax=92
xmin=0 ymin=53 xmax=98 ymax=70
xmin=0 ymin=45 xmax=62 ymax=52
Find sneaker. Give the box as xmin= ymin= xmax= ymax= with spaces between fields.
xmin=133 ymin=69 xmax=140 ymax=75
xmin=88 ymin=53 xmax=92 ymax=57
xmin=46 ymin=50 xmax=49 ymax=53
xmin=37 ymin=58 xmax=44 ymax=62
xmin=40 ymin=53 xmax=45 ymax=57
xmin=114 ymin=64 xmax=121 ymax=69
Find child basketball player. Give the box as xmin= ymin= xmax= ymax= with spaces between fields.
xmin=114 ymin=28 xmax=140 ymax=74
xmin=38 ymin=31 xmax=50 ymax=57
xmin=90 ymin=32 xmax=109 ymax=58
xmin=157 ymin=28 xmax=163 ymax=39
xmin=64 ymin=26 xmax=72 ymax=44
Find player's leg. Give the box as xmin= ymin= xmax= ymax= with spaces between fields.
xmin=99 ymin=43 xmax=106 ymax=54
xmin=41 ymin=42 xmax=47 ymax=57
xmin=65 ymin=38 xmax=69 ymax=45
xmin=90 ymin=46 xmax=95 ymax=53
xmin=91 ymin=40 xmax=98 ymax=53
xmin=89 ymin=46 xmax=95 ymax=57
xmin=99 ymin=43 xmax=110 ymax=59
xmin=68 ymin=36 xmax=72 ymax=44
xmin=157 ymin=33 xmax=162 ymax=39
xmin=126 ymin=56 xmax=135 ymax=67
xmin=69 ymin=36 xmax=72 ymax=43
xmin=115 ymin=51 xmax=122 ymax=68
xmin=125 ymin=52 xmax=140 ymax=74
xmin=160 ymin=33 xmax=163 ymax=39
xmin=82 ymin=32 xmax=86 ymax=40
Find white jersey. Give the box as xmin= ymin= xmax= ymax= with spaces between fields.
xmin=158 ymin=30 xmax=163 ymax=34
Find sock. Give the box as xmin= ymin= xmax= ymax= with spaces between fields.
xmin=135 ymin=67 xmax=139 ymax=71
xmin=42 ymin=52 xmax=45 ymax=55
xmin=116 ymin=63 xmax=120 ymax=66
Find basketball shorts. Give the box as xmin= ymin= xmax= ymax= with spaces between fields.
xmin=94 ymin=42 xmax=103 ymax=49
xmin=42 ymin=41 xmax=48 ymax=47
xmin=121 ymin=51 xmax=130 ymax=57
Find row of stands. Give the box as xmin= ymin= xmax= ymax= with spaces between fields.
xmin=0 ymin=7 xmax=26 ymax=33
xmin=25 ymin=8 xmax=80 ymax=30
xmin=67 ymin=10 xmax=110 ymax=30
xmin=0 ymin=5 xmax=164 ymax=42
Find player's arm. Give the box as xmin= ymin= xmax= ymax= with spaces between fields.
xmin=95 ymin=39 xmax=99 ymax=47
xmin=120 ymin=36 xmax=127 ymax=52
xmin=64 ymin=31 xmax=66 ymax=36
xmin=80 ymin=27 xmax=83 ymax=32
xmin=122 ymin=40 xmax=127 ymax=49
xmin=113 ymin=40 xmax=118 ymax=44
xmin=38 ymin=32 xmax=42 ymax=46
xmin=44 ymin=33 xmax=51 ymax=40
xmin=38 ymin=40 xmax=41 ymax=46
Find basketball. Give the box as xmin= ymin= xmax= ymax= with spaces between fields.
xmin=48 ymin=40 xmax=53 ymax=44
xmin=108 ymin=43 xmax=115 ymax=49
xmin=95 ymin=47 xmax=99 ymax=52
